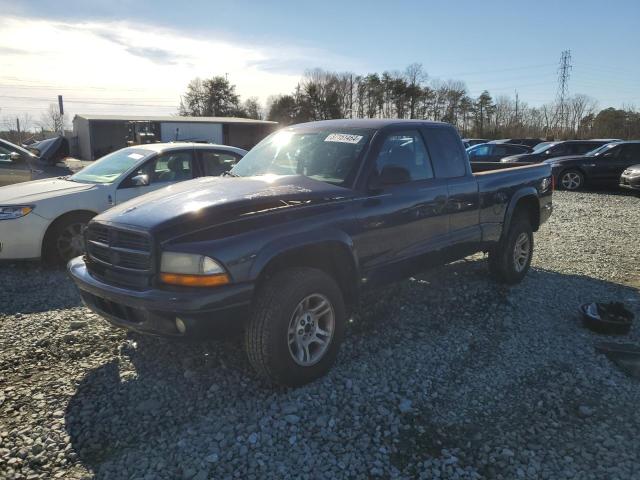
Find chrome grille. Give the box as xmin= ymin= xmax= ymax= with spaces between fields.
xmin=85 ymin=223 xmax=153 ymax=289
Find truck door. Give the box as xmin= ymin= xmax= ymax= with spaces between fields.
xmin=353 ymin=128 xmax=448 ymax=284
xmin=421 ymin=126 xmax=481 ymax=252
xmin=115 ymin=149 xmax=195 ymax=204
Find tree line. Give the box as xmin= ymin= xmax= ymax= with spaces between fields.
xmin=180 ymin=65 xmax=640 ymax=140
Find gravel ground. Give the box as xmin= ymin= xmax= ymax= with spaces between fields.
xmin=1 ymin=190 xmax=639 ymax=480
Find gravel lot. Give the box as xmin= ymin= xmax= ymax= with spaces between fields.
xmin=1 ymin=190 xmax=639 ymax=480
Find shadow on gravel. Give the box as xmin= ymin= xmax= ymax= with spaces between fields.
xmin=63 ymin=259 xmax=640 ymax=476
xmin=0 ymin=262 xmax=81 ymax=315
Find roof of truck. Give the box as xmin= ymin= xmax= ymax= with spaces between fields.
xmin=290 ymin=119 xmax=449 ymax=129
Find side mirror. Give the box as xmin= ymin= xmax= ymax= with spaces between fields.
xmin=369 ymin=165 xmax=411 ymax=191
xmin=131 ymin=174 xmax=149 ymax=186
xmin=9 ymin=152 xmax=21 ymax=161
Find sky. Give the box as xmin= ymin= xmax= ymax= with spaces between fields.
xmin=1 ymin=0 xmax=639 ymax=130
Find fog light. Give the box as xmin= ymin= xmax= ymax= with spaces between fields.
xmin=175 ymin=317 xmax=187 ymax=334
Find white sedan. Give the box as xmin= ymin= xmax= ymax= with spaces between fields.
xmin=0 ymin=142 xmax=246 ymax=263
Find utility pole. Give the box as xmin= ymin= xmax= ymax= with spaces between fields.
xmin=555 ymin=50 xmax=572 ymax=138
xmin=58 ymin=95 xmax=65 ymax=135
xmin=514 ymin=90 xmax=519 ymax=127
xmin=16 ymin=118 xmax=21 ymax=144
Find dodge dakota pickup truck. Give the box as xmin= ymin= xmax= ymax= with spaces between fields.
xmin=69 ymin=119 xmax=553 ymax=386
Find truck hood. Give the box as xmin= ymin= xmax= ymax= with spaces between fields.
xmin=0 ymin=177 xmax=95 ymax=204
xmin=96 ymin=175 xmax=356 ymax=232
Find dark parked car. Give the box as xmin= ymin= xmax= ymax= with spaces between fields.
xmin=545 ymin=141 xmax=640 ymax=190
xmin=69 ymin=119 xmax=553 ymax=386
xmin=489 ymin=138 xmax=544 ymax=148
xmin=620 ymin=164 xmax=640 ymax=191
xmin=501 ymin=140 xmax=614 ymax=164
xmin=467 ymin=143 xmax=532 ymax=162
xmin=462 ymin=138 xmax=489 ymax=146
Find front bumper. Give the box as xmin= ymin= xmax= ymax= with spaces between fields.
xmin=620 ymin=173 xmax=640 ymax=191
xmin=68 ymin=256 xmax=254 ymax=336
xmin=0 ymin=212 xmax=49 ymax=260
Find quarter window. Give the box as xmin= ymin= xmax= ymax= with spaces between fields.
xmin=421 ymin=127 xmax=467 ymax=178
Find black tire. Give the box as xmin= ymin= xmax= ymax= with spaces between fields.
xmin=245 ymin=267 xmax=346 ymax=387
xmin=559 ymin=169 xmax=584 ymax=191
xmin=488 ymin=216 xmax=534 ymax=284
xmin=43 ymin=212 xmax=94 ymax=265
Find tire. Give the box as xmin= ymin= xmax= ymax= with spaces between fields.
xmin=43 ymin=212 xmax=94 ymax=265
xmin=245 ymin=267 xmax=346 ymax=387
xmin=488 ymin=216 xmax=534 ymax=284
xmin=559 ymin=169 xmax=584 ymax=191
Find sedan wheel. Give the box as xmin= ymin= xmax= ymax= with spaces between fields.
xmin=560 ymin=170 xmax=583 ymax=191
xmin=56 ymin=222 xmax=87 ymax=262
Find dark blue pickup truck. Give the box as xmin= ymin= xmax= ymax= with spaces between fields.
xmin=69 ymin=119 xmax=553 ymax=386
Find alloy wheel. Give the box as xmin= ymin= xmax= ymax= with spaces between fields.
xmin=561 ymin=172 xmax=582 ymax=190
xmin=513 ymin=232 xmax=531 ymax=272
xmin=287 ymin=293 xmax=335 ymax=366
xmin=56 ymin=222 xmax=86 ymax=261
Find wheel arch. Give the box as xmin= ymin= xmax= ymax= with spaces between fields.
xmin=41 ymin=209 xmax=98 ymax=258
xmin=251 ymin=232 xmax=360 ymax=312
xmin=503 ymin=189 xmax=540 ymax=237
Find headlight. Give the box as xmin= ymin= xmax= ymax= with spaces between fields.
xmin=159 ymin=252 xmax=229 ymax=287
xmin=0 ymin=205 xmax=34 ymax=221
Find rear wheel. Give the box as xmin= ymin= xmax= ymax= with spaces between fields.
xmin=489 ymin=216 xmax=534 ymax=284
xmin=244 ymin=267 xmax=346 ymax=387
xmin=44 ymin=212 xmax=94 ymax=265
xmin=559 ymin=169 xmax=584 ymax=191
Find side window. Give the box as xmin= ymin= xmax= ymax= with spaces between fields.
xmin=506 ymin=145 xmax=525 ymax=154
xmin=150 ymin=151 xmax=194 ymax=183
xmin=0 ymin=146 xmax=13 ymax=165
xmin=573 ymin=143 xmax=595 ymax=155
xmin=493 ymin=145 xmax=509 ymax=156
xmin=548 ymin=144 xmax=566 ymax=155
xmin=200 ymin=150 xmax=240 ymax=176
xmin=122 ymin=150 xmax=194 ymax=188
xmin=374 ymin=130 xmax=434 ymax=181
xmin=619 ymin=144 xmax=640 ymax=161
xmin=469 ymin=145 xmax=490 ymax=158
xmin=421 ymin=127 xmax=467 ymax=178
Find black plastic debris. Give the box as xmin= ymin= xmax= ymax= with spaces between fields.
xmin=580 ymin=302 xmax=633 ymax=335
xmin=596 ymin=342 xmax=640 ymax=379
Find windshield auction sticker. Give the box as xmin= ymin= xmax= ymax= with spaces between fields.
xmin=325 ymin=133 xmax=363 ymax=144
xmin=128 ymin=153 xmax=144 ymax=160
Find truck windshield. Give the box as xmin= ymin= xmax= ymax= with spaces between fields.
xmin=230 ymin=129 xmax=372 ymax=186
xmin=70 ymin=148 xmax=152 ymax=184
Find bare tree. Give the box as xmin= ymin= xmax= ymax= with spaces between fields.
xmin=38 ymin=105 xmax=65 ymax=133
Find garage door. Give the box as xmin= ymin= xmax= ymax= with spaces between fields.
xmin=160 ymin=122 xmax=223 ymax=144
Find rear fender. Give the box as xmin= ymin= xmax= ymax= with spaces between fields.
xmin=502 ymin=188 xmax=540 ymax=239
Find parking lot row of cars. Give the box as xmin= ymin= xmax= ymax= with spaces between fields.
xmin=463 ymin=137 xmax=640 ymax=192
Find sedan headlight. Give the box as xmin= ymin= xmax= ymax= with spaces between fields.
xmin=159 ymin=252 xmax=229 ymax=287
xmin=0 ymin=205 xmax=34 ymax=221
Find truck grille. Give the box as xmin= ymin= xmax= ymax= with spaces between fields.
xmin=85 ymin=223 xmax=153 ymax=289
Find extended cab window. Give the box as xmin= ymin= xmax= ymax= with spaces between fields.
xmin=421 ymin=127 xmax=466 ymax=178
xmin=374 ymin=130 xmax=433 ymax=181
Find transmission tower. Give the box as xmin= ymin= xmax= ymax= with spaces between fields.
xmin=555 ymin=50 xmax=572 ymax=136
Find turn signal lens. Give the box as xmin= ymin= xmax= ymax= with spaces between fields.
xmin=160 ymin=272 xmax=230 ymax=287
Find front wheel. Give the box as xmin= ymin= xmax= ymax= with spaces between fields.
xmin=488 ymin=216 xmax=534 ymax=284
xmin=559 ymin=169 xmax=584 ymax=191
xmin=44 ymin=212 xmax=94 ymax=265
xmin=244 ymin=267 xmax=346 ymax=387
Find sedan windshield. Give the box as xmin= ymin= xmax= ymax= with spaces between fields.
xmin=70 ymin=148 xmax=152 ymax=184
xmin=230 ymin=129 xmax=372 ymax=186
